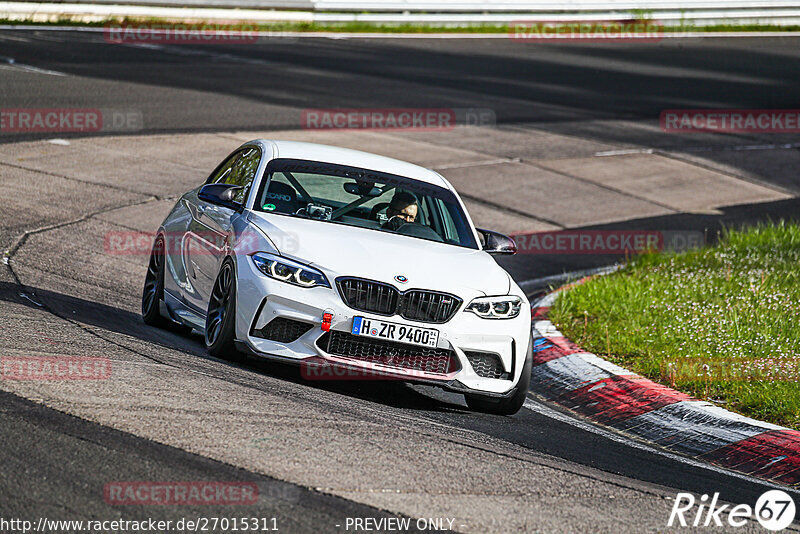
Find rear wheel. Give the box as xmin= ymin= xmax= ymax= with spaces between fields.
xmin=142 ymin=236 xmax=192 ymax=334
xmin=205 ymin=259 xmax=239 ymax=359
xmin=465 ymin=339 xmax=533 ymax=415
xmin=141 ymin=236 xmax=190 ymax=334
xmin=141 ymin=237 xmax=166 ymax=325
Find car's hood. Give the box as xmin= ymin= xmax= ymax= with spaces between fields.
xmin=248 ymin=212 xmax=511 ymax=297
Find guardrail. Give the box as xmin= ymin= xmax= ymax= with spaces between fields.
xmin=2 ymin=0 xmax=800 ymax=26
xmin=315 ymin=8 xmax=800 ymax=26
xmin=313 ymin=0 xmax=800 ymax=11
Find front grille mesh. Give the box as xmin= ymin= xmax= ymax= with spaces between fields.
xmin=465 ymin=351 xmax=509 ymax=379
xmin=337 ymin=278 xmax=398 ymax=315
xmin=253 ymin=318 xmax=313 ymax=343
xmin=402 ymin=290 xmax=461 ymax=323
xmin=337 ymin=277 xmax=461 ymax=323
xmin=317 ymin=331 xmax=459 ymax=375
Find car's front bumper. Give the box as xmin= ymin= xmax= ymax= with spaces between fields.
xmin=234 ymin=257 xmax=531 ymax=396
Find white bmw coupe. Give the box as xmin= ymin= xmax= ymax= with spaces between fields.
xmin=142 ymin=140 xmax=532 ymax=414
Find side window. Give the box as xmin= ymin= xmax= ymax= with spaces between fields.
xmin=224 ymin=148 xmax=261 ymax=204
xmin=435 ymin=199 xmax=459 ymax=242
xmin=208 ymin=152 xmax=239 ymax=185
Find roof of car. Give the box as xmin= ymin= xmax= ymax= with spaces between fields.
xmin=260 ymin=140 xmax=450 ymax=188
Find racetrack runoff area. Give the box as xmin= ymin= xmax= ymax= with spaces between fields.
xmin=1 ymin=123 xmax=793 ymax=280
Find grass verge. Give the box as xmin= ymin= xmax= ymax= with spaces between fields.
xmin=550 ymin=223 xmax=800 ymax=429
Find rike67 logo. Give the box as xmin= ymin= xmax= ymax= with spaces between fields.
xmin=669 ymin=490 xmax=796 ymax=531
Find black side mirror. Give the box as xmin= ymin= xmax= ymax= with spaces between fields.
xmin=477 ymin=228 xmax=517 ymax=255
xmin=198 ymin=184 xmax=244 ymax=212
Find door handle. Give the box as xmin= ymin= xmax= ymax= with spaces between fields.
xmin=196 ymin=205 xmax=207 ymax=217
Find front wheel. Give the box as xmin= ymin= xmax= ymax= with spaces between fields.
xmin=465 ymin=339 xmax=533 ymax=415
xmin=205 ymin=259 xmax=239 ymax=359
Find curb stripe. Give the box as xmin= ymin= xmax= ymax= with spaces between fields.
xmin=528 ymin=292 xmax=800 ymax=487
xmin=556 ymin=375 xmax=691 ymax=426
xmin=618 ymin=401 xmax=775 ymax=456
xmin=531 ymin=352 xmax=617 ymax=397
xmin=532 ymin=305 xmax=550 ymax=319
xmin=532 ymin=319 xmax=562 ymax=338
xmin=701 ymin=430 xmax=800 ymax=484
xmin=531 ymin=335 xmax=582 ymax=364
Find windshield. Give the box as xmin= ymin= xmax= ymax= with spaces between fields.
xmin=253 ymin=159 xmax=479 ymax=249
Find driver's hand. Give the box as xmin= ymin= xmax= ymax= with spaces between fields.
xmin=383 ymin=216 xmax=406 ymax=231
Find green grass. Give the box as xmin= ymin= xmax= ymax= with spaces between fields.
xmin=3 ymin=18 xmax=800 ymax=34
xmin=550 ymin=222 xmax=800 ymax=429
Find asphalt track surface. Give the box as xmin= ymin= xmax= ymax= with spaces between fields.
xmin=1 ymin=30 xmax=800 ymax=532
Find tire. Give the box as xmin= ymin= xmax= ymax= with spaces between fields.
xmin=205 ymin=259 xmax=239 ymax=359
xmin=465 ymin=338 xmax=533 ymax=415
xmin=142 ymin=236 xmax=191 ymax=334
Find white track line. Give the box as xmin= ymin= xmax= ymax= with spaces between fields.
xmin=680 ymin=142 xmax=800 ymax=152
xmin=595 ymin=148 xmax=655 ymax=156
xmin=118 ymin=42 xmax=276 ymax=66
xmin=595 ymin=143 xmax=800 ymax=158
xmin=0 ymin=55 xmax=66 ymax=76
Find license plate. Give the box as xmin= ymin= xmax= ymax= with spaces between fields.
xmin=351 ymin=316 xmax=439 ymax=348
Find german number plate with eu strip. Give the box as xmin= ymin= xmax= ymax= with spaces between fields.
xmin=351 ymin=316 xmax=439 ymax=348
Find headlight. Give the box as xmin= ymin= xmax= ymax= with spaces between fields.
xmin=251 ymin=253 xmax=330 ymax=288
xmin=465 ymin=296 xmax=522 ymax=319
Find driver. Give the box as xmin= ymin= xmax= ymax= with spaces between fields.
xmin=382 ymin=191 xmax=418 ymax=230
